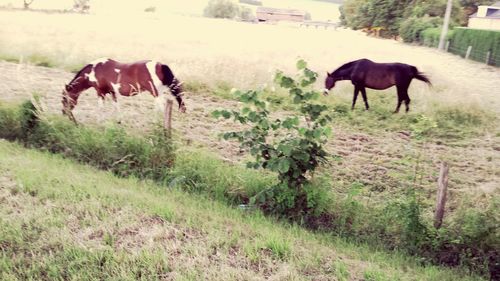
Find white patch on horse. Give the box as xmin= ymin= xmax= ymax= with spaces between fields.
xmin=86 ymin=69 xmax=98 ymax=84
xmin=111 ymin=82 xmax=121 ymax=95
xmin=145 ymin=61 xmax=163 ymax=96
xmin=129 ymin=83 xmax=142 ymax=95
xmin=85 ymin=58 xmax=109 ymax=85
xmin=114 ymin=68 xmax=120 ymax=74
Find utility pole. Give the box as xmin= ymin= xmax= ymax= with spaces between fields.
xmin=438 ymin=0 xmax=453 ymax=50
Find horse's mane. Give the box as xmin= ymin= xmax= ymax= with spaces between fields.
xmin=332 ymin=59 xmax=364 ymax=75
xmin=69 ymin=64 xmax=93 ymax=85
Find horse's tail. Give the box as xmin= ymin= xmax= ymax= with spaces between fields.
xmin=411 ymin=66 xmax=432 ymax=86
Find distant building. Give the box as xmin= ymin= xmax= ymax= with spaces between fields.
xmin=468 ymin=1 xmax=500 ymax=30
xmin=256 ymin=6 xmax=307 ymax=22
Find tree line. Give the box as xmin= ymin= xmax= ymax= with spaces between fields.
xmin=340 ymin=0 xmax=494 ymax=42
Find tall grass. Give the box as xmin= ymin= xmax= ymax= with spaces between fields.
xmin=0 ymin=100 xmax=176 ymax=182
xmin=0 ymin=140 xmax=489 ymax=281
xmin=210 ymin=85 xmax=496 ymax=140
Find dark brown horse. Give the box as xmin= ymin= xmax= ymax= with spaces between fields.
xmin=62 ymin=58 xmax=186 ymax=121
xmin=323 ymin=59 xmax=431 ymax=113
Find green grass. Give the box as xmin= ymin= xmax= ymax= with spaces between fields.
xmin=0 ymin=100 xmax=498 ymax=278
xmin=208 ymin=83 xmax=497 ymax=141
xmin=0 ymin=140 xmax=487 ymax=280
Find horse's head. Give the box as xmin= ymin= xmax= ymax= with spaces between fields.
xmin=61 ymin=84 xmax=80 ymax=114
xmin=170 ymin=79 xmax=187 ymax=113
xmin=323 ymin=72 xmax=336 ymax=95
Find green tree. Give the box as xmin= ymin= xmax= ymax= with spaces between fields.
xmin=204 ymin=0 xmax=240 ymax=19
xmin=368 ymin=0 xmax=412 ymax=36
xmin=340 ymin=0 xmax=474 ymax=37
xmin=399 ymin=16 xmax=441 ymax=43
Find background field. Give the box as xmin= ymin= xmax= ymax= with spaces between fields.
xmin=0 ymin=3 xmax=499 ymax=279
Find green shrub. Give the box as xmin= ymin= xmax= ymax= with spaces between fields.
xmin=204 ymin=0 xmax=240 ymax=19
xmin=420 ymin=27 xmax=454 ymax=48
xmin=0 ymin=102 xmax=22 ymax=141
xmin=238 ymin=5 xmax=255 ymax=21
xmin=399 ymin=16 xmax=440 ymax=43
xmin=214 ymin=59 xmax=333 ymax=219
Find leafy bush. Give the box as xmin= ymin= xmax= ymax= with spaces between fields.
xmin=399 ymin=16 xmax=440 ymax=43
xmin=340 ymin=0 xmax=466 ymax=38
xmin=214 ymin=60 xmax=333 ymax=219
xmin=238 ymin=5 xmax=255 ymax=21
xmin=204 ymin=0 xmax=240 ymax=19
xmin=0 ymin=102 xmax=22 ymax=141
xmin=420 ymin=27 xmax=453 ymax=47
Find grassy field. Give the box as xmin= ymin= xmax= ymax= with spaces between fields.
xmin=0 ymin=140 xmax=488 ymax=280
xmin=0 ymin=7 xmax=499 ymax=279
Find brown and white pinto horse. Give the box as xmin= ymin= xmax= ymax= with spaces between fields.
xmin=62 ymin=58 xmax=186 ymax=121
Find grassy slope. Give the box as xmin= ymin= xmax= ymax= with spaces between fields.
xmin=0 ymin=140 xmax=486 ymax=281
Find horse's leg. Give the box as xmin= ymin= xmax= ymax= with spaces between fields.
xmin=95 ymin=89 xmax=108 ymax=122
xmin=397 ymin=80 xmax=412 ymax=113
xmin=352 ymin=86 xmax=360 ymax=110
xmin=360 ymin=87 xmax=369 ymax=110
xmin=394 ymin=87 xmax=404 ymax=114
xmin=402 ymin=86 xmax=411 ymax=112
xmin=111 ymin=93 xmax=122 ymax=123
xmin=97 ymin=97 xmax=104 ymax=108
xmin=404 ymin=94 xmax=411 ymax=112
xmin=145 ymin=81 xmax=165 ymax=112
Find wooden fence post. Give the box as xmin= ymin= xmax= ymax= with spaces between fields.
xmin=445 ymin=40 xmax=450 ymax=52
xmin=486 ymin=51 xmax=491 ymax=65
xmin=465 ymin=46 xmax=472 ymax=60
xmin=434 ymin=162 xmax=449 ymax=229
xmin=164 ymin=100 xmax=173 ymax=137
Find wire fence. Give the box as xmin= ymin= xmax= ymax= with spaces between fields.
xmin=444 ymin=40 xmax=500 ymax=67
